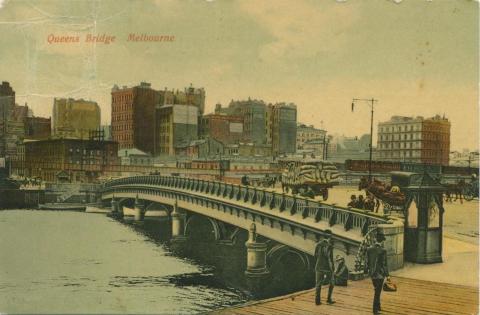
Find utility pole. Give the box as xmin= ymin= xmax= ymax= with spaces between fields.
xmin=351 ymin=98 xmax=378 ymax=182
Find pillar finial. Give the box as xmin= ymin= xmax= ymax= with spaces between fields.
xmin=248 ymin=223 xmax=257 ymax=243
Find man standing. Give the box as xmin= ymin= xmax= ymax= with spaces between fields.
xmin=365 ymin=231 xmax=389 ymax=314
xmin=334 ymin=255 xmax=349 ymax=286
xmin=314 ymin=230 xmax=335 ymax=305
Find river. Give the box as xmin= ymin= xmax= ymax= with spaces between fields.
xmin=0 ymin=210 xmax=249 ymax=314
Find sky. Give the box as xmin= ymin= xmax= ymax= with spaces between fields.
xmin=0 ymin=0 xmax=478 ymax=151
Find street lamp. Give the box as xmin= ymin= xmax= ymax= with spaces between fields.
xmin=351 ymin=98 xmax=378 ymax=182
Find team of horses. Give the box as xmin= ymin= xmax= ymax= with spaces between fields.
xmin=358 ymin=176 xmax=470 ymax=205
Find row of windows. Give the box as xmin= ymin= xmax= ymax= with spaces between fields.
xmin=379 ymin=124 xmax=421 ymax=133
xmin=112 ymin=124 xmax=133 ymax=131
xmin=378 ymin=151 xmax=420 ymax=158
xmin=112 ymin=113 xmax=133 ymax=122
xmin=112 ymin=94 xmax=133 ymax=103
xmin=114 ymin=134 xmax=133 ymax=142
xmin=378 ymin=142 xmax=420 ymax=149
xmin=379 ymin=133 xmax=421 ymax=141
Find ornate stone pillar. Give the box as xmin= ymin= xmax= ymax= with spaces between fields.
xmin=171 ymin=200 xmax=187 ymax=242
xmin=245 ymin=223 xmax=269 ymax=293
xmin=110 ymin=196 xmax=118 ymax=214
xmin=133 ymin=194 xmax=145 ymax=221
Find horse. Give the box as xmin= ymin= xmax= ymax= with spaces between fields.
xmin=443 ymin=179 xmax=465 ymax=203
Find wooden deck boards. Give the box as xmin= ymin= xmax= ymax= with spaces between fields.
xmin=209 ymin=277 xmax=479 ymax=315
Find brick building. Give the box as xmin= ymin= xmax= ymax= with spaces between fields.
xmin=53 ymin=98 xmax=100 ymax=139
xmin=111 ymin=82 xmax=159 ymax=154
xmin=377 ymin=115 xmax=450 ymax=165
xmin=200 ymin=112 xmax=244 ymax=144
xmin=24 ymin=138 xmax=119 ymax=182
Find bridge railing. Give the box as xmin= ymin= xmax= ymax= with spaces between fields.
xmin=103 ymin=175 xmax=390 ymax=235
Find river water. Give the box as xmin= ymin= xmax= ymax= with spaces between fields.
xmin=0 ymin=210 xmax=249 ymax=314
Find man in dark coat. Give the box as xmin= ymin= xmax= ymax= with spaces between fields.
xmin=347 ymin=195 xmax=357 ymax=208
xmin=365 ymin=232 xmax=389 ymax=314
xmin=334 ymin=255 xmax=349 ymax=286
xmin=314 ymin=229 xmax=335 ymax=305
xmin=356 ymin=195 xmax=365 ymax=209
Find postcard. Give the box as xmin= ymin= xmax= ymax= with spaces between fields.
xmin=0 ymin=0 xmax=478 ymax=314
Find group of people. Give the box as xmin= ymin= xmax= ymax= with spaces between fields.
xmin=347 ymin=194 xmax=378 ymax=211
xmin=315 ymin=229 xmax=389 ymax=314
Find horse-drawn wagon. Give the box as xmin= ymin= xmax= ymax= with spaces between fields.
xmin=279 ymin=158 xmax=340 ymax=200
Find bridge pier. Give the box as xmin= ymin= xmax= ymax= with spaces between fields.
xmin=109 ymin=196 xmax=124 ymax=219
xmin=245 ymin=223 xmax=269 ymax=294
xmin=110 ymin=197 xmax=118 ymax=214
xmin=133 ymin=195 xmax=145 ymax=222
xmin=171 ymin=200 xmax=187 ymax=243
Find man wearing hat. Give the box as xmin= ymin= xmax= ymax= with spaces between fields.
xmin=314 ymin=229 xmax=335 ymax=305
xmin=347 ymin=195 xmax=357 ymax=208
xmin=334 ymin=255 xmax=349 ymax=286
xmin=365 ymin=231 xmax=389 ymax=314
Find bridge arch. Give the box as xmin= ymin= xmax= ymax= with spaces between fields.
xmin=267 ymin=244 xmax=312 ymax=271
xmin=145 ymin=202 xmax=171 ymax=215
xmin=185 ymin=214 xmax=225 ymax=242
xmin=118 ymin=198 xmax=135 ymax=209
xmin=266 ymin=244 xmax=314 ymax=294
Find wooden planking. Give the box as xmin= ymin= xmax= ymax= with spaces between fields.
xmin=210 ymin=277 xmax=479 ymax=315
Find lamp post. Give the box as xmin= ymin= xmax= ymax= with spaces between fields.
xmin=351 ymin=98 xmax=378 ymax=182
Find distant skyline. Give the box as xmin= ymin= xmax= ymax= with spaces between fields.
xmin=0 ymin=0 xmax=477 ymax=151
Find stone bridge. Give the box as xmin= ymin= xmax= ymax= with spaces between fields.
xmin=101 ymin=175 xmax=404 ymax=284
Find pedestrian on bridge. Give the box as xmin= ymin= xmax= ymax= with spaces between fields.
xmin=314 ymin=229 xmax=335 ymax=305
xmin=365 ymin=231 xmax=389 ymax=315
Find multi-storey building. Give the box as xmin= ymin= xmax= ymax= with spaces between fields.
xmin=156 ymin=104 xmax=199 ymax=156
xmin=377 ymin=115 xmax=450 ymax=165
xmin=296 ymin=124 xmax=327 ymax=150
xmin=111 ymin=83 xmax=205 ymax=155
xmin=111 ymin=82 xmax=159 ymax=154
xmin=52 ymin=98 xmax=100 ymax=139
xmin=216 ymin=99 xmax=268 ymax=144
xmin=199 ymin=112 xmax=244 ymax=144
xmin=0 ymin=81 xmax=15 ymax=157
xmin=6 ymin=103 xmax=29 ymax=157
xmin=269 ymin=103 xmax=297 ymax=156
xmin=25 ymin=116 xmax=51 ymax=140
xmin=169 ymin=85 xmax=206 ymax=115
xmin=24 ymin=138 xmax=119 ymax=182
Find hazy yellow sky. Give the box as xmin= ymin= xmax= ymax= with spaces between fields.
xmin=0 ymin=0 xmax=478 ymax=150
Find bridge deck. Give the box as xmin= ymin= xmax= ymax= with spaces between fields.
xmin=209 ymin=277 xmax=479 ymax=315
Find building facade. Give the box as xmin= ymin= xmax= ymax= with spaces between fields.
xmin=200 ymin=113 xmax=244 ymax=144
xmin=53 ymin=98 xmax=100 ymax=139
xmin=25 ymin=116 xmax=51 ymax=140
xmin=118 ymin=148 xmax=153 ymax=166
xmin=296 ymin=124 xmax=327 ymax=150
xmin=175 ymin=137 xmax=224 ymax=159
xmin=156 ymin=104 xmax=199 ymax=156
xmin=0 ymin=82 xmax=15 ymax=157
xmin=111 ymin=82 xmax=159 ymax=154
xmin=270 ymin=103 xmax=297 ymax=156
xmin=377 ymin=115 xmax=450 ymax=165
xmin=216 ymin=99 xmax=268 ymax=144
xmin=24 ymin=138 xmax=119 ymax=182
